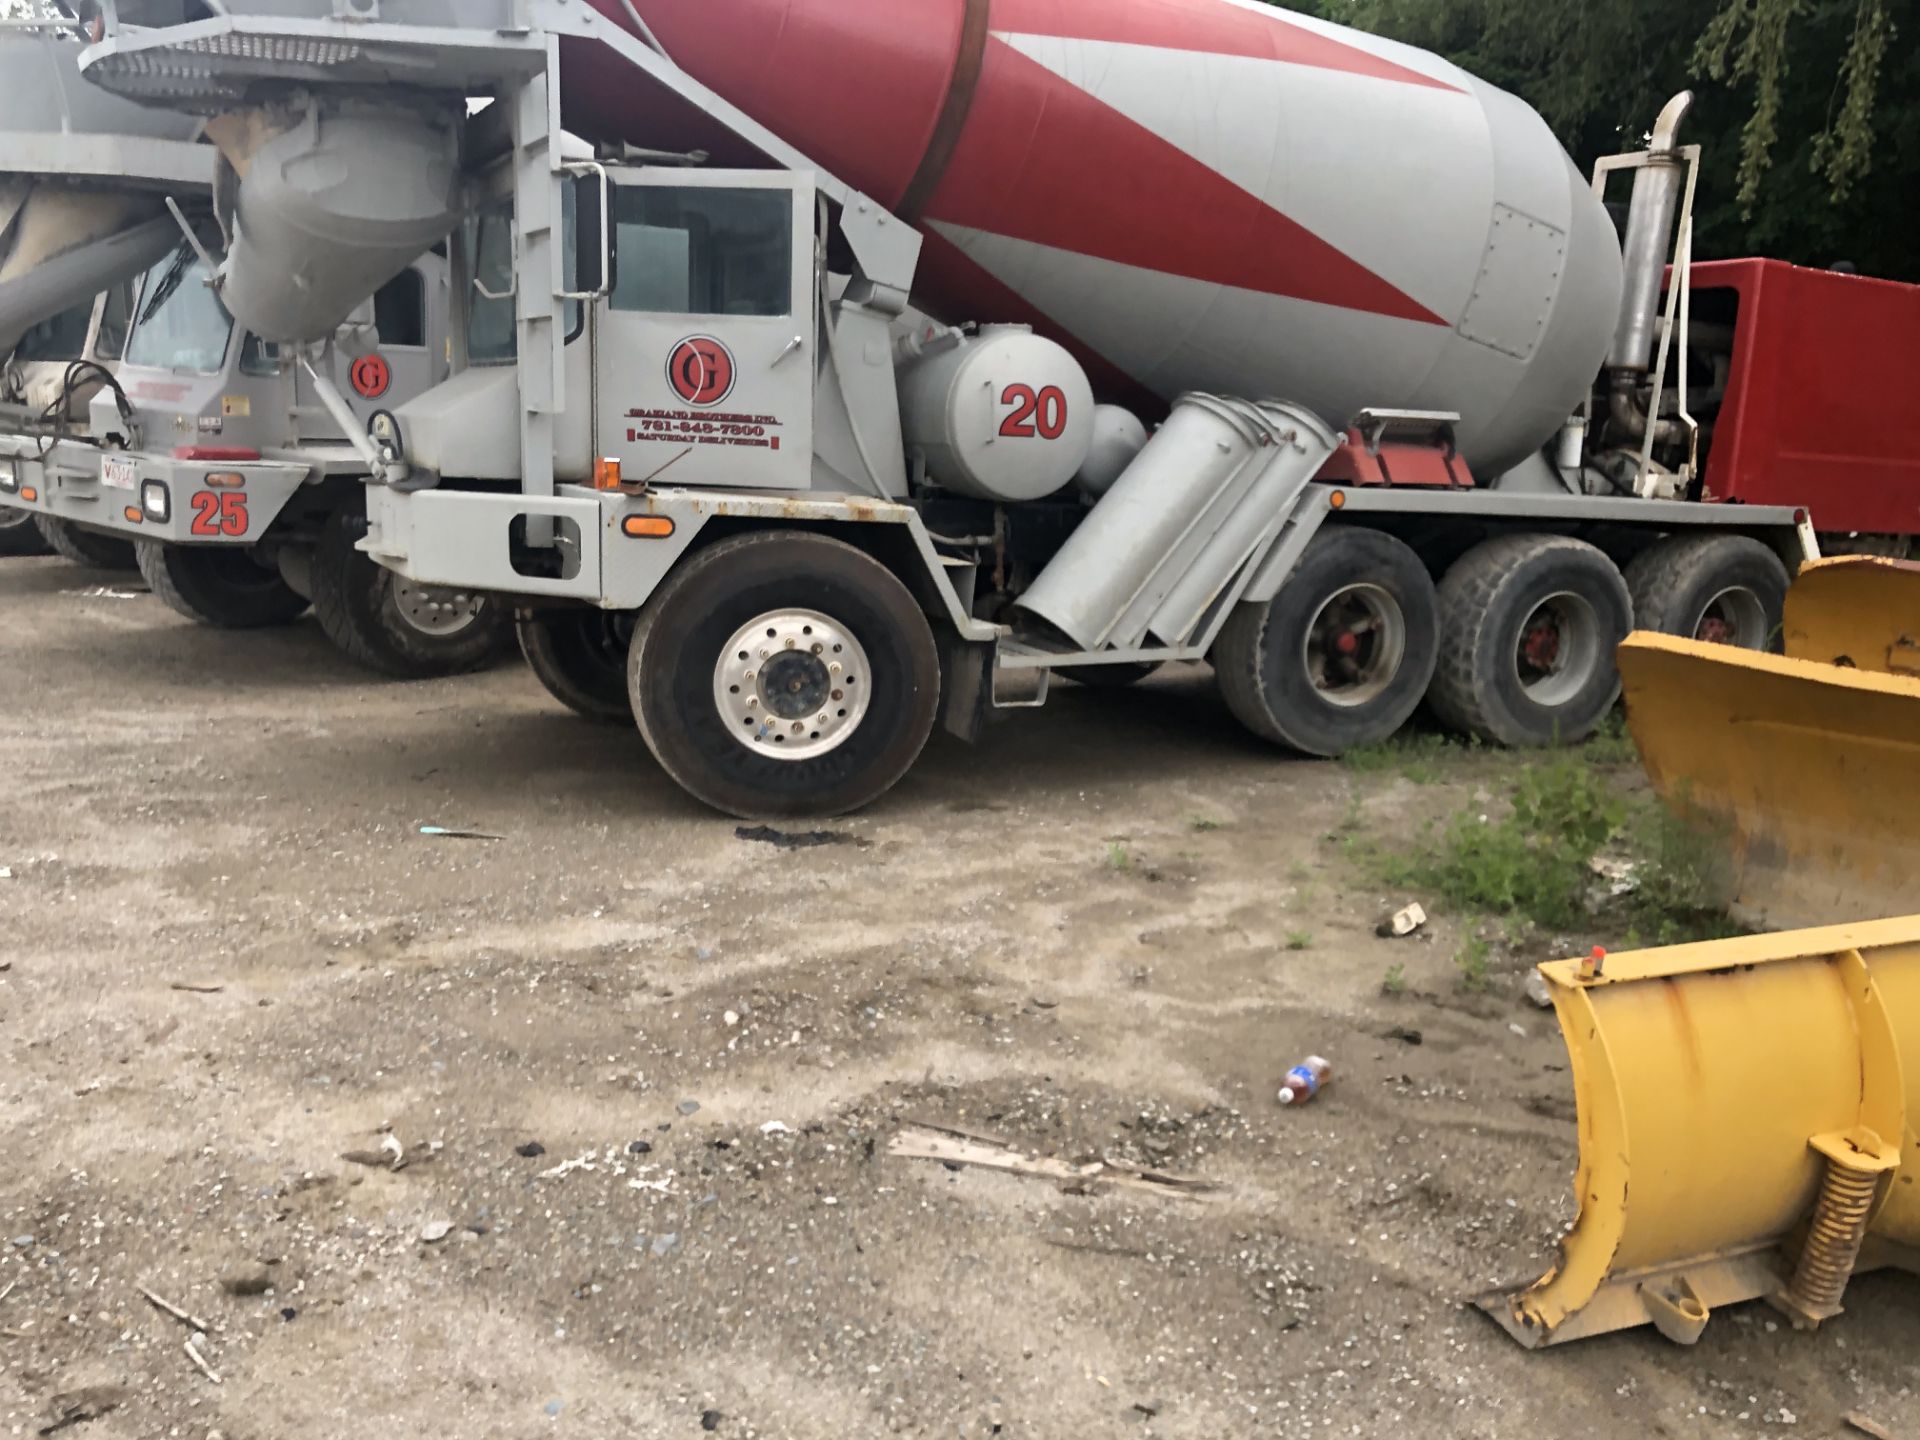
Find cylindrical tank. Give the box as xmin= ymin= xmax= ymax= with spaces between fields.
xmin=575 ymin=0 xmax=1625 ymax=478
xmin=896 ymin=324 xmax=1095 ymax=501
xmin=1076 ymin=405 xmax=1149 ymax=498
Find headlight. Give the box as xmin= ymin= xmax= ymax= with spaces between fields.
xmin=141 ymin=480 xmax=171 ymax=523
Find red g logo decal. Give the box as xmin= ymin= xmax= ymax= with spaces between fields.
xmin=351 ymin=354 xmax=392 ymax=400
xmin=666 ymin=336 xmax=736 ymax=408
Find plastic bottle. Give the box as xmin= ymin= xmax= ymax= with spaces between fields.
xmin=1278 ymin=1056 xmax=1332 ymax=1106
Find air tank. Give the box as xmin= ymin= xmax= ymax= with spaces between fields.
xmin=574 ymin=0 xmax=1624 ymax=477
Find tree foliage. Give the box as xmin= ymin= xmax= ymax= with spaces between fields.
xmin=1289 ymin=0 xmax=1917 ymax=280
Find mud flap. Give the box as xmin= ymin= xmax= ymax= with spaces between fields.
xmin=1480 ymin=919 xmax=1920 ymax=1349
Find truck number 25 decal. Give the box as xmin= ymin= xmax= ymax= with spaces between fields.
xmin=999 ymin=384 xmax=1070 ymax=440
xmin=189 ymin=491 xmax=250 ymax=538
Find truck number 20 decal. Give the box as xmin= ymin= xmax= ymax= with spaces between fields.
xmin=999 ymin=384 xmax=1069 ymax=440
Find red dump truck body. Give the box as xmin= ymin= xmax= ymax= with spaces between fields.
xmin=1693 ymin=258 xmax=1920 ymax=537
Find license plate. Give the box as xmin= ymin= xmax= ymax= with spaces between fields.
xmin=102 ymin=457 xmax=138 ymax=491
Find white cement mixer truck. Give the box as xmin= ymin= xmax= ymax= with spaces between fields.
xmin=13 ymin=0 xmax=1828 ymax=816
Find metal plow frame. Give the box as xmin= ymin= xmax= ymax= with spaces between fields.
xmin=1481 ymin=918 xmax=1920 ymax=1349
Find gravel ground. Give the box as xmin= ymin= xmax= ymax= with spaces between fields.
xmin=2 ymin=554 xmax=1916 ymax=1439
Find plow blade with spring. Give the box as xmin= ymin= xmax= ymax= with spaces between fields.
xmin=1483 ymin=557 xmax=1920 ymax=1348
xmin=1479 ymin=919 xmax=1920 ymax=1349
xmin=1617 ymin=556 xmax=1920 ymax=929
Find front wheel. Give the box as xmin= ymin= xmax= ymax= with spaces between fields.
xmin=0 ymin=507 xmax=51 ymax=557
xmin=629 ymin=532 xmax=941 ymax=818
xmin=136 ymin=541 xmax=311 ymax=629
xmin=311 ymin=503 xmax=510 ymax=679
xmin=37 ymin=516 xmax=136 ymax=571
xmin=519 ymin=608 xmax=635 ymax=723
xmin=1214 ymin=526 xmax=1439 ymax=756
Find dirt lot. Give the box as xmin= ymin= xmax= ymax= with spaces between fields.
xmin=2 ymin=554 xmax=1915 ymax=1440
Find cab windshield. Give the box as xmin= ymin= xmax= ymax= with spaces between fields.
xmin=124 ymin=245 xmax=234 ymax=374
xmin=12 ymin=299 xmax=94 ymax=364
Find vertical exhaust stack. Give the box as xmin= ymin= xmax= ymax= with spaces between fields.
xmin=1607 ymin=92 xmax=1693 ymax=437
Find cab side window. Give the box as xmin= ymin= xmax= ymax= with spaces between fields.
xmin=611 ymin=187 xmax=793 ymax=319
xmin=374 ymin=268 xmax=427 ymax=348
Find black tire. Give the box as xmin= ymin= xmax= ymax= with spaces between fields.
xmin=36 ymin=516 xmax=136 ymax=570
xmin=311 ymin=503 xmax=508 ymax=679
xmin=1059 ymin=662 xmax=1164 ymax=689
xmin=0 ymin=507 xmax=51 ymax=557
xmin=136 ymin=540 xmax=311 ymax=629
xmin=519 ymin=609 xmax=635 ymax=723
xmin=1429 ymin=534 xmax=1633 ymax=748
xmin=1626 ymin=534 xmax=1788 ymax=650
xmin=629 ymin=532 xmax=941 ymax=819
xmin=1213 ymin=527 xmax=1439 ymax=756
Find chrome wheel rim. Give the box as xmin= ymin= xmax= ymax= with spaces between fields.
xmin=394 ymin=581 xmax=488 ymax=637
xmin=714 ymin=609 xmax=871 ymax=761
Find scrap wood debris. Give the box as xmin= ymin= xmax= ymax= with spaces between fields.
xmin=888 ymin=1121 xmax=1221 ymax=1200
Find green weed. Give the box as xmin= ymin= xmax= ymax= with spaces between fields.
xmin=1381 ymin=963 xmax=1407 ymax=996
xmin=1285 ymin=930 xmax=1314 ymax=952
xmin=1455 ymin=935 xmax=1492 ymax=991
xmin=1106 ymin=842 xmax=1132 ymax=873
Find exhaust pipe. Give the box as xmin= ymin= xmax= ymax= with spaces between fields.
xmin=1610 ymin=91 xmax=1692 ymax=376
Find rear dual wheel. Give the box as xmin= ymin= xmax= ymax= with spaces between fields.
xmin=1626 ymin=534 xmax=1788 ymax=650
xmin=1429 ymin=535 xmax=1634 ymax=747
xmin=629 ymin=532 xmax=941 ymax=818
xmin=1215 ymin=527 xmax=1439 ymax=756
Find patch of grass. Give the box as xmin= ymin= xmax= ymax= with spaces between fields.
xmin=1189 ymin=816 xmax=1226 ymax=833
xmin=1455 ymin=935 xmax=1492 ymax=991
xmin=1382 ymin=758 xmax=1624 ymax=932
xmin=1381 ymin=963 xmax=1407 ymax=996
xmin=1366 ymin=754 xmax=1742 ymax=944
xmin=1342 ymin=730 xmax=1476 ymax=785
xmin=1582 ymin=711 xmax=1639 ymax=767
xmin=1285 ymin=930 xmax=1314 ymax=952
xmin=1106 ymin=842 xmax=1133 ymax=873
xmin=1618 ymin=792 xmax=1744 ymax=945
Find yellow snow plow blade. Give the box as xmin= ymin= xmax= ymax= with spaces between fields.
xmin=1782 ymin=555 xmax=1920 ymax=678
xmin=1479 ymin=918 xmax=1920 ymax=1349
xmin=1617 ymin=603 xmax=1920 ymax=928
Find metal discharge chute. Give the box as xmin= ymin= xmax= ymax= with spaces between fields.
xmin=0 ymin=30 xmax=212 ymax=356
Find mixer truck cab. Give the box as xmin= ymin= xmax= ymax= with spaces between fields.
xmin=0 ymin=285 xmax=138 ymax=562
xmin=0 ymin=241 xmax=511 ymax=678
xmin=64 ymin=0 xmax=1835 ymax=818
